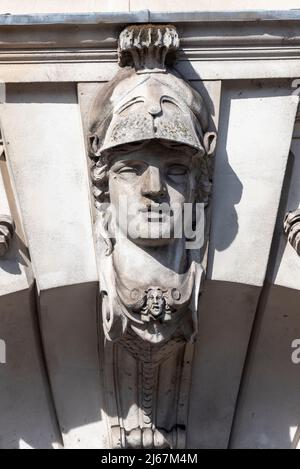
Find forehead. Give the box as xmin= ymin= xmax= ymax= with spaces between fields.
xmin=108 ymin=141 xmax=194 ymax=166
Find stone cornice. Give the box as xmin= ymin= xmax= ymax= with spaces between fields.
xmin=1 ymin=10 xmax=300 ymax=81
xmin=1 ymin=10 xmax=300 ymax=25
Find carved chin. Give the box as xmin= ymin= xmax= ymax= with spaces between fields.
xmin=127 ymin=221 xmax=177 ymax=247
xmin=130 ymin=236 xmax=175 ymax=247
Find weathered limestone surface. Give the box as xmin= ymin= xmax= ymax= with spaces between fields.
xmin=187 ymin=281 xmax=260 ymax=448
xmin=228 ymin=122 xmax=300 ymax=449
xmin=0 ymin=287 xmax=61 ymax=449
xmin=0 ymin=99 xmax=97 ymax=291
xmin=186 ymin=82 xmax=298 ymax=448
xmin=131 ymin=2 xmax=300 ymax=12
xmin=0 ymin=93 xmax=107 ymax=448
xmin=273 ymin=133 xmax=300 ymax=291
xmin=208 ymin=83 xmax=298 ymax=287
xmin=230 ymin=285 xmax=300 ymax=449
xmin=0 ymin=157 xmax=60 ymax=448
xmin=0 ymin=1 xmax=129 ymax=14
xmin=1 ymin=1 xmax=300 ymax=14
xmin=1 ymin=10 xmax=300 ymax=450
xmin=83 ymin=24 xmax=218 ymax=449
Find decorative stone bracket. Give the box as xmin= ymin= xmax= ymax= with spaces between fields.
xmin=284 ymin=209 xmax=300 ymax=255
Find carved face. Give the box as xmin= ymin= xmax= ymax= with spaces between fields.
xmin=107 ymin=140 xmax=197 ymax=246
xmin=146 ymin=288 xmax=165 ymax=316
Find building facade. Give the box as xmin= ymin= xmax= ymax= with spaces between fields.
xmin=0 ymin=3 xmax=300 ymax=449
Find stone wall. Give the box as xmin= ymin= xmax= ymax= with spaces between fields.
xmin=1 ymin=1 xmax=300 ymax=14
xmin=0 ymin=8 xmax=300 ymax=449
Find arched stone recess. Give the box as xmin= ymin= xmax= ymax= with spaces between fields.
xmin=188 ymin=80 xmax=298 ymax=448
xmin=0 ymin=86 xmax=106 ymax=448
xmin=230 ymin=115 xmax=300 ymax=449
xmin=0 ymin=126 xmax=61 ymax=449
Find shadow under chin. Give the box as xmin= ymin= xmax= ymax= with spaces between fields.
xmin=128 ymin=235 xmax=177 ymax=248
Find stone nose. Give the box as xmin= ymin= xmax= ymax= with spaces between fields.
xmin=141 ymin=165 xmax=166 ymax=199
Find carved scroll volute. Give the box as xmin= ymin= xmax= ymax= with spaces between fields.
xmin=0 ymin=215 xmax=15 ymax=256
xmin=87 ymin=24 xmax=216 ymax=449
xmin=0 ymin=137 xmax=15 ymax=257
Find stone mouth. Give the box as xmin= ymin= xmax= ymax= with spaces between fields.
xmin=139 ymin=205 xmax=173 ymax=222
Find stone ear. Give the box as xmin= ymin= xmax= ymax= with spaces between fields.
xmin=89 ymin=133 xmax=100 ymax=156
xmin=203 ymin=131 xmax=217 ymax=156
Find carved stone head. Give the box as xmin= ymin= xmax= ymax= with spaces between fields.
xmin=88 ymin=25 xmax=215 ymax=248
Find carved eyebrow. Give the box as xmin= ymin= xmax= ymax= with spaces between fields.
xmin=163 ymin=157 xmax=190 ymax=166
xmin=107 ymin=141 xmax=150 ymax=160
xmin=160 ymin=141 xmax=197 ymax=156
xmin=110 ymin=160 xmax=147 ymax=171
xmin=166 ymin=163 xmax=189 ymax=170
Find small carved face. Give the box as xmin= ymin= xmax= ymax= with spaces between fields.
xmin=108 ymin=140 xmax=197 ymax=246
xmin=147 ymin=288 xmax=164 ymax=312
xmin=142 ymin=287 xmax=167 ymax=320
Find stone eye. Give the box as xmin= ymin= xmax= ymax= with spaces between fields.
xmin=167 ymin=165 xmax=188 ymax=179
xmin=117 ymin=166 xmax=140 ymax=175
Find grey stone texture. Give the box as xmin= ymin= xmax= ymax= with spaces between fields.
xmin=0 ymin=11 xmax=300 ymax=449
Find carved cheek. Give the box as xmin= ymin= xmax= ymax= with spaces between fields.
xmin=167 ymin=179 xmax=189 ymax=203
xmin=108 ymin=177 xmax=119 ymax=199
xmin=108 ymin=176 xmax=126 ymax=210
xmin=109 ymin=173 xmax=134 ymax=195
xmin=184 ymin=172 xmax=196 ymax=203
